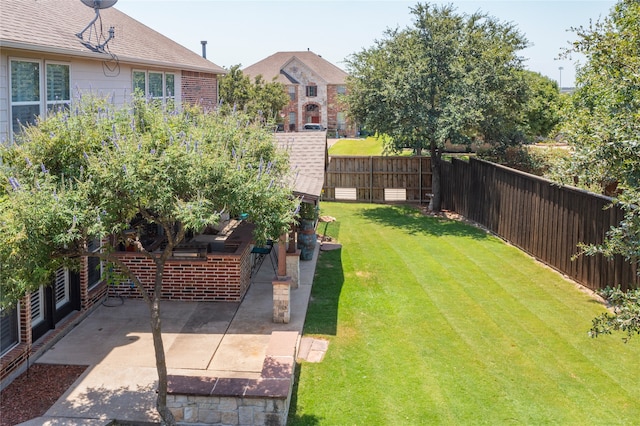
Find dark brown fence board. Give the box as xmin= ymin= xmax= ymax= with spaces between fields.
xmin=441 ymin=157 xmax=639 ymax=292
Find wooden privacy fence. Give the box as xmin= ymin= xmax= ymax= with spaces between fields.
xmin=323 ymin=156 xmax=432 ymax=203
xmin=441 ymin=157 xmax=639 ymax=292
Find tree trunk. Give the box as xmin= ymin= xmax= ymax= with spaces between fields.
xmin=429 ymin=140 xmax=442 ymax=212
xmin=150 ymin=259 xmax=176 ymax=426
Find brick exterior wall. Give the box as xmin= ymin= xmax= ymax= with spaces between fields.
xmin=0 ymin=284 xmax=104 ymax=388
xmin=111 ymin=243 xmax=252 ymax=303
xmin=181 ymin=71 xmax=219 ymax=109
xmin=281 ymin=83 xmax=355 ymax=137
xmin=1 ymin=231 xmax=254 ymax=390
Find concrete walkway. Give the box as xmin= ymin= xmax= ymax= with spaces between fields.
xmin=21 ymin=243 xmax=320 ymax=425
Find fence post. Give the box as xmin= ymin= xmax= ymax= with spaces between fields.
xmin=369 ymin=156 xmax=373 ymax=203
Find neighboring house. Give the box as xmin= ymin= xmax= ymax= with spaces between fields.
xmin=243 ymin=51 xmax=356 ymax=137
xmin=0 ymin=0 xmax=226 ymax=143
xmin=0 ymin=0 xmax=227 ymax=389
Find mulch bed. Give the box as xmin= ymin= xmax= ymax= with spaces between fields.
xmin=0 ymin=364 xmax=87 ymax=426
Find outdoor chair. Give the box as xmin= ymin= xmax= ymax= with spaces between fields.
xmin=250 ymin=239 xmax=277 ymax=279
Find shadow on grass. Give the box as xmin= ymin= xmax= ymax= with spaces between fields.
xmin=287 ymin=363 xmax=322 ymax=426
xmin=360 ymin=204 xmax=490 ymax=239
xmin=302 ymin=247 xmax=344 ymax=336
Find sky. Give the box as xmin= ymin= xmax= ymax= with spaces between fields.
xmin=114 ymin=0 xmax=617 ymax=88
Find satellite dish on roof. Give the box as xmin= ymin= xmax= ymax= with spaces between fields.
xmin=76 ymin=0 xmax=118 ymax=53
xmin=80 ymin=0 xmax=118 ymax=9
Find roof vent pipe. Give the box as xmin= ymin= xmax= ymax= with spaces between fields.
xmin=201 ymin=40 xmax=207 ymax=59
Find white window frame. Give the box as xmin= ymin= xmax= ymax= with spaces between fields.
xmin=0 ymin=303 xmax=21 ymax=356
xmin=54 ymin=267 xmax=70 ymax=309
xmin=46 ymin=61 xmax=71 ymax=113
xmin=133 ymin=69 xmax=175 ymax=105
xmin=10 ymin=58 xmax=41 ymax=135
xmin=30 ymin=286 xmax=45 ymax=327
xmin=9 ymin=58 xmax=71 ymax=138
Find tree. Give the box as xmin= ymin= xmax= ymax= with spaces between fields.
xmin=219 ymin=65 xmax=289 ymax=124
xmin=0 ymin=94 xmax=296 ymax=424
xmin=345 ymin=3 xmax=528 ymax=211
xmin=218 ymin=65 xmax=252 ymax=112
xmin=519 ymin=70 xmax=563 ymax=140
xmin=556 ymin=0 xmax=640 ymax=340
xmin=555 ymin=0 xmax=640 ymax=191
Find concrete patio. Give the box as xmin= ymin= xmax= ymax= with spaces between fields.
xmin=20 ymin=243 xmax=320 ymax=425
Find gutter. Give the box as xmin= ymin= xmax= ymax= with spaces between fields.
xmin=0 ymin=40 xmax=227 ymax=75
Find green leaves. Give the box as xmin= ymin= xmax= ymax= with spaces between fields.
xmin=345 ymin=3 xmax=529 ymax=154
xmin=557 ymin=1 xmax=640 ymax=342
xmin=345 ymin=2 xmax=529 ymax=210
xmin=1 ymin=93 xmax=296 ymax=308
xmin=559 ymin=0 xmax=640 ymax=191
xmin=219 ymin=65 xmax=289 ymax=123
xmin=590 ymin=287 xmax=640 ymax=342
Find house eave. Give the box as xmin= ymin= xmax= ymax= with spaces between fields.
xmin=1 ymin=40 xmax=110 ymax=59
xmin=0 ymin=40 xmax=227 ymax=75
xmin=116 ymin=55 xmax=228 ymax=75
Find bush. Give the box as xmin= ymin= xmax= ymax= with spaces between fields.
xmin=476 ymin=145 xmax=570 ymax=176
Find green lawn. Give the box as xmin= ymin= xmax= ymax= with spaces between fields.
xmin=329 ymin=137 xmax=385 ymax=156
xmin=329 ymin=137 xmax=414 ymax=156
xmin=289 ymin=203 xmax=640 ymax=425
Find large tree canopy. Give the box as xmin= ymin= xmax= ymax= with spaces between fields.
xmin=555 ymin=0 xmax=640 ymax=341
xmin=345 ymin=3 xmax=528 ymax=211
xmin=519 ymin=70 xmax=563 ymax=140
xmin=0 ymin=94 xmax=296 ymax=424
xmin=556 ymin=0 xmax=640 ymax=192
xmin=219 ymin=64 xmax=289 ymax=124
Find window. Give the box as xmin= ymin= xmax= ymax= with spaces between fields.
xmin=305 ymin=85 xmax=317 ymax=97
xmin=87 ymin=238 xmax=103 ymax=289
xmin=288 ymin=112 xmax=296 ymax=131
xmin=54 ymin=268 xmax=70 ymax=309
xmin=288 ymin=86 xmax=296 ymax=101
xmin=165 ymin=74 xmax=175 ymax=100
xmin=11 ymin=59 xmax=41 ymax=133
xmin=337 ymin=85 xmax=346 ymax=95
xmin=10 ymin=59 xmax=70 ymax=135
xmin=30 ymin=287 xmax=45 ymax=327
xmin=0 ymin=306 xmax=19 ymax=356
xmin=46 ymin=63 xmax=71 ymax=112
xmin=149 ymin=72 xmax=163 ymax=98
xmin=133 ymin=71 xmax=146 ymax=95
xmin=133 ymin=70 xmax=175 ymax=105
xmin=337 ymin=112 xmax=346 ymax=130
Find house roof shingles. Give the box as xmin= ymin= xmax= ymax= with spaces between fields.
xmin=244 ymin=51 xmax=347 ymax=85
xmin=274 ymin=132 xmax=327 ymax=201
xmin=0 ymin=0 xmax=226 ymax=74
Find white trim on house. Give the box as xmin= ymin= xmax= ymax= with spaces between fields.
xmin=0 ymin=40 xmax=222 ymax=75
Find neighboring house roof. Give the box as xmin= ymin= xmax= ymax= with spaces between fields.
xmin=244 ymin=51 xmax=347 ymax=85
xmin=0 ymin=0 xmax=226 ymax=74
xmin=275 ymin=132 xmax=328 ymax=201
